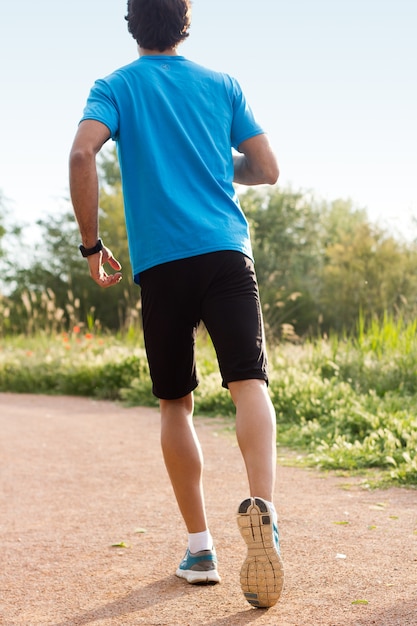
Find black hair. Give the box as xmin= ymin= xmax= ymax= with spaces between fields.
xmin=125 ymin=0 xmax=192 ymax=52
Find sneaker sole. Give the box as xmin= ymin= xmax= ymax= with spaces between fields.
xmin=175 ymin=568 xmax=221 ymax=585
xmin=237 ymin=497 xmax=284 ymax=608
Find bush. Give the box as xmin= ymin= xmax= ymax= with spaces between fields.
xmin=2 ymin=321 xmax=417 ymax=486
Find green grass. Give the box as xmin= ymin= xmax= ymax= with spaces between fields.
xmin=1 ymin=317 xmax=417 ymax=486
xmin=0 ymin=331 xmax=154 ymax=403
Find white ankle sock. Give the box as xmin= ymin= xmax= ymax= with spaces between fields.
xmin=188 ymin=529 xmax=213 ymax=553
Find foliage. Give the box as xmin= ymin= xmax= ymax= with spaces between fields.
xmin=0 ymin=330 xmax=151 ymax=401
xmin=241 ymin=187 xmax=323 ymax=339
xmin=1 ymin=148 xmax=140 ymax=334
xmin=241 ymin=189 xmax=417 ymax=338
xmin=2 ymin=318 xmax=417 ymax=486
xmin=3 ymin=149 xmax=417 ymax=339
xmin=0 ymin=191 xmax=6 ymax=258
xmin=320 ymin=221 xmax=417 ymax=332
xmin=297 ymin=315 xmax=417 ymax=483
xmin=0 ymin=191 xmax=24 ymax=276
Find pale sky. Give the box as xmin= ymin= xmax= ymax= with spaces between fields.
xmin=1 ymin=0 xmax=416 ymax=239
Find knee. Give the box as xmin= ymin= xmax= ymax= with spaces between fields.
xmin=160 ymin=392 xmax=194 ymax=418
xmin=228 ymin=379 xmax=268 ymax=405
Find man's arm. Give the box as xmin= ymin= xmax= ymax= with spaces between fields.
xmin=69 ymin=120 xmax=122 ymax=288
xmin=233 ymin=133 xmax=279 ymax=186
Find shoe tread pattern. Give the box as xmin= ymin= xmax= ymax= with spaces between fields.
xmin=237 ymin=497 xmax=284 ymax=608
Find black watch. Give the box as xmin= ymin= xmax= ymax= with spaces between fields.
xmin=79 ymin=238 xmax=103 ymax=258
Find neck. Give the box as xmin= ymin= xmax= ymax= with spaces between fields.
xmin=139 ymin=46 xmax=179 ymax=57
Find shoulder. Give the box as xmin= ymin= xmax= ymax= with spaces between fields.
xmin=101 ymin=58 xmax=142 ymax=83
xmin=180 ymin=57 xmax=239 ymax=85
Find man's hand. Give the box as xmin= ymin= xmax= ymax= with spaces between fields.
xmin=86 ymin=245 xmax=122 ymax=288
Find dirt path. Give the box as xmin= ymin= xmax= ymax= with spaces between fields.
xmin=0 ymin=393 xmax=416 ymax=626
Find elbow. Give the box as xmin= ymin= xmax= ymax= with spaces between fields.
xmin=69 ymin=145 xmax=95 ymax=171
xmin=262 ymin=162 xmax=279 ymax=185
xmin=267 ymin=163 xmax=279 ymax=185
xmin=260 ymin=150 xmax=279 ymax=185
xmin=259 ymin=139 xmax=279 ymax=184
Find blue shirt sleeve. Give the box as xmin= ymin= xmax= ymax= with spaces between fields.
xmin=229 ymin=77 xmax=264 ymax=150
xmin=80 ymin=79 xmax=120 ymax=140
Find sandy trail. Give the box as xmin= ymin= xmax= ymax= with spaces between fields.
xmin=0 ymin=393 xmax=416 ymax=625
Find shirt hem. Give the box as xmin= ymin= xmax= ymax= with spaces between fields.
xmin=133 ymin=245 xmax=253 ymax=285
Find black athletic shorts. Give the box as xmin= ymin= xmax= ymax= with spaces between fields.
xmin=139 ymin=251 xmax=268 ymax=400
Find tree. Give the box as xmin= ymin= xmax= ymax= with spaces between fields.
xmin=5 ymin=147 xmax=140 ymax=333
xmin=241 ymin=190 xmax=417 ymax=339
xmin=0 ymin=191 xmax=24 ymax=286
xmin=240 ymin=187 xmax=323 ymax=339
xmin=97 ymin=146 xmax=141 ymax=330
xmin=320 ymin=219 xmax=417 ymax=332
xmin=0 ymin=192 xmax=6 ymax=258
xmin=5 ymin=161 xmax=417 ymax=339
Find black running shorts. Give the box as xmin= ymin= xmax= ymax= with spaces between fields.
xmin=139 ymin=251 xmax=268 ymax=399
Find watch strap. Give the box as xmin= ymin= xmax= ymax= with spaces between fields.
xmin=79 ymin=239 xmax=103 ymax=258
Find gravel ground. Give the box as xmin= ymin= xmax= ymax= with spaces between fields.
xmin=1 ymin=392 xmax=416 ymax=626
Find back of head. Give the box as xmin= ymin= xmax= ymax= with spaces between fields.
xmin=125 ymin=0 xmax=192 ymax=51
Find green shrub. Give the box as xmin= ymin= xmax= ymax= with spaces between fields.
xmin=2 ymin=320 xmax=417 ymax=486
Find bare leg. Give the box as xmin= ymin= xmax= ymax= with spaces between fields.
xmin=160 ymin=393 xmax=208 ymax=533
xmin=228 ymin=379 xmax=276 ymax=501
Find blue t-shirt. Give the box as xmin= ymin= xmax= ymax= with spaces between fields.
xmin=81 ymin=55 xmax=264 ymax=280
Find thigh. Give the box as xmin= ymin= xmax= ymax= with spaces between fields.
xmin=201 ymin=252 xmax=268 ymax=387
xmin=140 ymin=260 xmax=200 ymax=400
